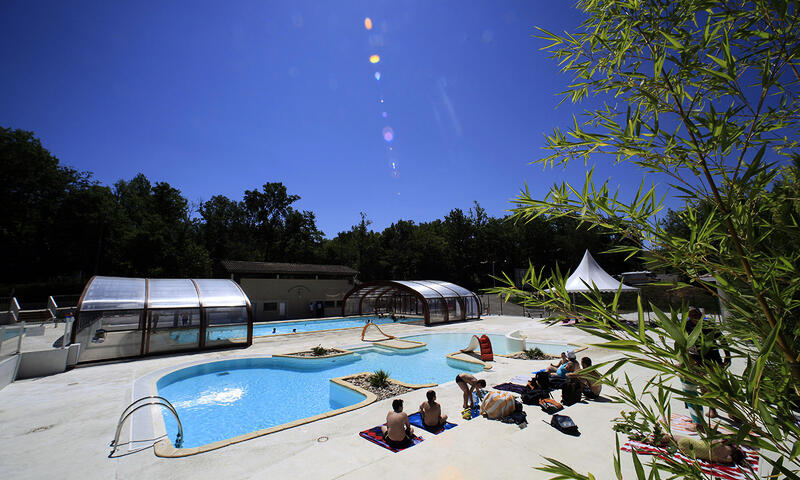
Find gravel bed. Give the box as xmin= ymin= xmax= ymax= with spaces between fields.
xmin=343 ymin=374 xmax=417 ymax=401
xmin=506 ymin=352 xmax=557 ymax=360
xmin=290 ymin=348 xmax=348 ymax=357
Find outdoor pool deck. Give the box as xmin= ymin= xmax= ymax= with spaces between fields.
xmin=0 ymin=315 xmax=720 ymax=479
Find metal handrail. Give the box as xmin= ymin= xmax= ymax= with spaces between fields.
xmin=110 ymin=396 xmax=183 ymax=456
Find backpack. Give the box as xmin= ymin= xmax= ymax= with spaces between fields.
xmin=550 ymin=414 xmax=579 ymax=435
xmin=521 ymin=387 xmax=548 ymax=405
xmin=561 ymin=378 xmax=582 ymax=406
xmin=534 ymin=371 xmax=551 ymax=390
xmin=500 ymin=400 xmax=527 ymax=426
xmin=539 ymin=397 xmax=563 ymax=414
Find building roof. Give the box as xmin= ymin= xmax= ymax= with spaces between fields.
xmin=220 ymin=260 xmax=358 ymax=276
xmin=78 ymin=276 xmax=249 ymax=311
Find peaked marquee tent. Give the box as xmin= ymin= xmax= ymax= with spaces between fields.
xmin=563 ymin=250 xmax=639 ymax=292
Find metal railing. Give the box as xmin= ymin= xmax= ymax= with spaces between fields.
xmin=110 ymin=396 xmax=183 ymax=457
xmin=10 ymin=298 xmax=20 ymax=323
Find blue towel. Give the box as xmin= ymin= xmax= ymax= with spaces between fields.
xmin=408 ymin=412 xmax=457 ymax=434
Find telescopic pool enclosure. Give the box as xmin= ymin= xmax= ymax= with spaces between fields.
xmin=341 ymin=280 xmax=481 ymax=325
xmin=70 ymin=276 xmax=253 ymax=363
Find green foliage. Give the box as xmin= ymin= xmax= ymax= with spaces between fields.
xmin=1 ymin=125 xmax=643 ymax=296
xmin=311 ymin=345 xmax=328 ymax=356
xmin=492 ymin=0 xmax=800 ymax=477
xmin=368 ymin=369 xmax=391 ymax=388
xmin=524 ymin=347 xmax=547 ymax=360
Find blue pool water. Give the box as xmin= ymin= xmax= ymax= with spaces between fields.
xmin=166 ymin=316 xmax=419 ymax=345
xmin=253 ymin=315 xmax=418 ymax=336
xmin=158 ymin=342 xmax=482 ymax=448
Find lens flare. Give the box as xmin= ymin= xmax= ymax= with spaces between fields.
xmin=374 ymin=71 xmax=381 ymax=81
xmin=382 ymin=126 xmax=394 ymax=142
xmin=381 ymin=111 xmax=388 ymax=118
xmin=364 ymin=17 xmax=373 ymax=30
xmin=369 ymin=54 xmax=380 ymax=64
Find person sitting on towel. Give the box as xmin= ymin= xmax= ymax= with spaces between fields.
xmin=567 ymin=356 xmax=602 ymax=399
xmin=381 ymin=399 xmax=414 ymax=449
xmin=455 ymin=373 xmax=486 ymax=409
xmin=419 ymin=390 xmax=448 ymax=430
xmin=546 ymin=351 xmax=578 ymax=378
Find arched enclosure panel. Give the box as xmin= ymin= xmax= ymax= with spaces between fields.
xmin=341 ymin=280 xmax=480 ymax=325
xmin=72 ymin=276 xmax=253 ymax=363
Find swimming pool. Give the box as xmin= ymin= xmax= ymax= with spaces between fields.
xmin=163 ymin=315 xmax=420 ymax=345
xmin=252 ymin=315 xmax=418 ymax=336
xmin=399 ymin=332 xmax=572 ymax=356
xmin=157 ymin=343 xmax=482 ymax=449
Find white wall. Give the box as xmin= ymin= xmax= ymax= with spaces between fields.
xmin=0 ymin=355 xmax=20 ymax=391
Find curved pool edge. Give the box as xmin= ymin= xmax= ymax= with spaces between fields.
xmin=445 ymin=351 xmax=491 ymax=370
xmin=153 ymin=372 xmax=378 ymax=457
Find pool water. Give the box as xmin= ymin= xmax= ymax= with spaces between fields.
xmin=158 ymin=342 xmax=482 ymax=448
xmin=253 ymin=315 xmax=417 ymax=336
xmin=166 ymin=316 xmax=419 ymax=345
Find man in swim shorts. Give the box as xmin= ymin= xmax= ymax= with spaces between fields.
xmin=419 ymin=390 xmax=448 ymax=430
xmin=381 ymin=399 xmax=414 ymax=449
xmin=455 ymin=373 xmax=486 ymax=409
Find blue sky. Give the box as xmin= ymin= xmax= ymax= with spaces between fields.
xmin=1 ymin=1 xmax=666 ymax=237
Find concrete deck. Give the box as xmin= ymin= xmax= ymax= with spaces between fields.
xmin=0 ymin=315 xmax=713 ymax=479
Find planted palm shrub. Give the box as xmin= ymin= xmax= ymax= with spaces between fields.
xmin=311 ymin=345 xmax=328 ymax=356
xmin=524 ymin=347 xmax=546 ymax=360
xmin=368 ymin=369 xmax=390 ymax=388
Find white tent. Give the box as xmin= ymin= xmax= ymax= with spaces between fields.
xmin=563 ymin=250 xmax=639 ymax=292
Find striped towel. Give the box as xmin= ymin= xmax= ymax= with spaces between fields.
xmin=621 ymin=440 xmax=759 ymax=480
xmin=480 ymin=391 xmax=516 ymax=419
xmin=668 ymin=413 xmax=734 ymax=437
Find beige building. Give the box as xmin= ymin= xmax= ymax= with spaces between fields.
xmin=221 ymin=261 xmax=358 ymax=322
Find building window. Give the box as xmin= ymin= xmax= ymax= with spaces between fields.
xmin=263 ymin=302 xmax=278 ymax=312
xmin=324 ymin=300 xmax=335 ymax=307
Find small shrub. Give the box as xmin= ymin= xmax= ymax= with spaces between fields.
xmin=368 ymin=369 xmax=390 ymax=388
xmin=311 ymin=345 xmax=328 ymax=356
xmin=524 ymin=347 xmax=546 ymax=360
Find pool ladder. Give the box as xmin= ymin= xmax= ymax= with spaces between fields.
xmin=110 ymin=396 xmax=183 ymax=457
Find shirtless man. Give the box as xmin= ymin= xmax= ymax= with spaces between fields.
xmin=381 ymin=399 xmax=414 ymax=449
xmin=567 ymin=356 xmax=602 ymax=399
xmin=419 ymin=390 xmax=448 ymax=430
xmin=455 ymin=373 xmax=486 ymax=409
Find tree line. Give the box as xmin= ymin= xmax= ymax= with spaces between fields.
xmin=1 ymin=127 xmax=640 ymax=299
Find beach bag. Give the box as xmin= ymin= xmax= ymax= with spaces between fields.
xmin=550 ymin=414 xmax=579 ymax=435
xmin=521 ymin=387 xmax=548 ymax=405
xmin=561 ymin=378 xmax=582 ymax=406
xmin=481 ymin=391 xmax=516 ymax=419
xmin=535 ymin=371 xmax=551 ymax=390
xmin=539 ymin=397 xmax=563 ymax=414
